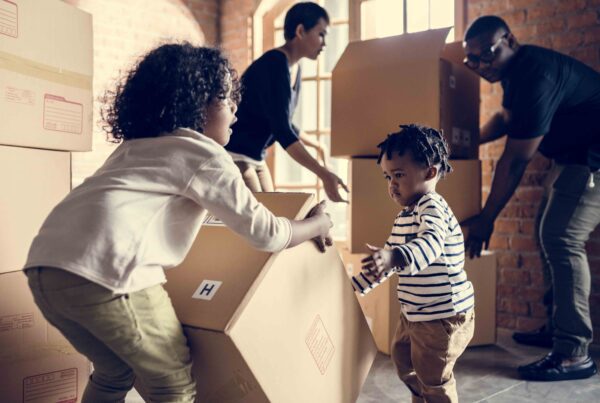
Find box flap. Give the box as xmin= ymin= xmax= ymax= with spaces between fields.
xmin=164 ymin=192 xmax=314 ymax=331
xmin=333 ymin=27 xmax=451 ymax=73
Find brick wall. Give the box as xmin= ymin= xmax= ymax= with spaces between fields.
xmin=467 ymin=0 xmax=600 ymax=343
xmin=63 ymin=0 xmax=218 ymax=187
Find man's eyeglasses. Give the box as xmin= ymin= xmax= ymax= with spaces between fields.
xmin=463 ymin=33 xmax=508 ymax=69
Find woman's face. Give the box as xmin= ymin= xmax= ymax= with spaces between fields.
xmin=300 ymin=18 xmax=328 ymax=60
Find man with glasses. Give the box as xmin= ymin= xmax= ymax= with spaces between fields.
xmin=463 ymin=15 xmax=600 ymax=381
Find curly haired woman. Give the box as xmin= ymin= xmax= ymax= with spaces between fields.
xmin=23 ymin=43 xmax=332 ymax=402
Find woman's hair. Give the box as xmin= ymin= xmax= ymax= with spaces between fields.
xmin=377 ymin=124 xmax=452 ymax=178
xmin=283 ymin=2 xmax=329 ymax=41
xmin=101 ymin=43 xmax=240 ymax=142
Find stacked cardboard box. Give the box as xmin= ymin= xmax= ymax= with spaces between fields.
xmin=331 ymin=28 xmax=497 ymax=353
xmin=156 ymin=193 xmax=377 ymax=403
xmin=0 ymin=1 xmax=93 ymax=400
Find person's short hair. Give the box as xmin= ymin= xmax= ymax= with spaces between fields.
xmin=101 ymin=43 xmax=240 ymax=142
xmin=377 ymin=124 xmax=452 ymax=178
xmin=284 ymin=2 xmax=329 ymax=41
xmin=464 ymin=15 xmax=510 ymax=41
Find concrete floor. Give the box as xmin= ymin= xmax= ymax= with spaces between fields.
xmin=126 ymin=329 xmax=600 ymax=402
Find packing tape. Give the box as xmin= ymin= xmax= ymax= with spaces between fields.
xmin=0 ymin=51 xmax=92 ymax=90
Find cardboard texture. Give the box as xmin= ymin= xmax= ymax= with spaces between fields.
xmin=0 ymin=271 xmax=90 ymax=402
xmin=164 ymin=193 xmax=377 ymax=403
xmin=0 ymin=145 xmax=71 ymax=274
xmin=0 ymin=0 xmax=93 ymax=151
xmin=331 ymin=28 xmax=479 ymax=159
xmin=348 ymin=157 xmax=481 ymax=254
xmin=338 ymin=241 xmax=497 ymax=354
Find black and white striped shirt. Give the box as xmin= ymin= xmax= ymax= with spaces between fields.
xmin=352 ymin=192 xmax=474 ymax=321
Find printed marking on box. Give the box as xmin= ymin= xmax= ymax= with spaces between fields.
xmin=202 ymin=214 xmax=224 ymax=226
xmin=0 ymin=0 xmax=18 ymax=38
xmin=0 ymin=313 xmax=34 ymax=332
xmin=305 ymin=315 xmax=335 ymax=375
xmin=23 ymin=368 xmax=78 ymax=403
xmin=43 ymin=94 xmax=83 ymax=135
xmin=451 ymin=127 xmax=461 ymax=145
xmin=192 ymin=280 xmax=223 ymax=300
xmin=5 ymin=85 xmax=34 ymax=105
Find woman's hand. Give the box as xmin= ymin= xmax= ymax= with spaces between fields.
xmin=320 ymin=170 xmax=349 ymax=203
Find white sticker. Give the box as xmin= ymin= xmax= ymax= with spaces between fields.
xmin=461 ymin=130 xmax=472 ymax=146
xmin=451 ymin=127 xmax=461 ymax=145
xmin=192 ymin=280 xmax=223 ymax=300
xmin=449 ymin=75 xmax=456 ymax=89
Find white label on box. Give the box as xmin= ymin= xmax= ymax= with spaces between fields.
xmin=43 ymin=94 xmax=83 ymax=135
xmin=449 ymin=75 xmax=456 ymax=89
xmin=0 ymin=0 xmax=18 ymax=38
xmin=23 ymin=368 xmax=78 ymax=403
xmin=305 ymin=315 xmax=335 ymax=375
xmin=192 ymin=280 xmax=223 ymax=300
xmin=202 ymin=214 xmax=224 ymax=226
xmin=5 ymin=85 xmax=34 ymax=105
xmin=0 ymin=312 xmax=34 ymax=332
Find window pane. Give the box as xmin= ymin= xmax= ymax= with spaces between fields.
xmin=322 ymin=23 xmax=348 ymax=73
xmin=430 ymin=0 xmax=454 ymax=30
xmin=321 ymin=135 xmax=348 ymax=185
xmin=329 ymin=201 xmax=348 ymax=240
xmin=274 ymin=144 xmax=318 ymax=186
xmin=360 ymin=0 xmax=404 ymax=40
xmin=274 ymin=8 xmax=286 ymax=27
xmin=293 ymin=80 xmax=317 ymax=131
xmin=300 ymin=58 xmax=318 ymax=78
xmin=324 ymin=0 xmax=348 ymax=20
xmin=274 ymin=28 xmax=285 ymax=47
xmin=320 ymin=79 xmax=331 ymax=130
xmin=407 ymin=0 xmax=430 ymax=33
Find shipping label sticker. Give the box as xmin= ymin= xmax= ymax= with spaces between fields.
xmin=305 ymin=315 xmax=335 ymax=375
xmin=192 ymin=280 xmax=223 ymax=301
xmin=5 ymin=86 xmax=35 ymax=105
xmin=449 ymin=75 xmax=456 ymax=89
xmin=0 ymin=312 xmax=34 ymax=332
xmin=0 ymin=0 xmax=18 ymax=38
xmin=451 ymin=127 xmax=461 ymax=145
xmin=461 ymin=129 xmax=472 ymax=147
xmin=23 ymin=368 xmax=78 ymax=403
xmin=43 ymin=94 xmax=83 ymax=135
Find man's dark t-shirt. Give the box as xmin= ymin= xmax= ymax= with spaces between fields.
xmin=225 ymin=49 xmax=301 ymax=161
xmin=501 ymin=45 xmax=600 ymax=168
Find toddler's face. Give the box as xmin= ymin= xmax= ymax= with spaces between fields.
xmin=203 ymin=83 xmax=237 ymax=146
xmin=380 ymin=152 xmax=431 ymax=208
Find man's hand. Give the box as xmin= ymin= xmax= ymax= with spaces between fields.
xmin=320 ymin=170 xmax=349 ymax=203
xmin=463 ymin=214 xmax=495 ymax=259
xmin=305 ymin=200 xmax=333 ymax=252
xmin=360 ymin=244 xmax=395 ymax=282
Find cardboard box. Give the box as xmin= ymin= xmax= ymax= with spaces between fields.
xmin=0 ymin=0 xmax=93 ymax=151
xmin=0 ymin=145 xmax=71 ymax=274
xmin=337 ymin=243 xmax=399 ymax=355
xmin=464 ymin=251 xmax=497 ymax=346
xmin=331 ymin=28 xmax=479 ymax=159
xmin=339 ymin=243 xmax=497 ymax=354
xmin=348 ymin=157 xmax=481 ymax=254
xmin=163 ymin=193 xmax=377 ymax=403
xmin=0 ymin=271 xmax=90 ymax=402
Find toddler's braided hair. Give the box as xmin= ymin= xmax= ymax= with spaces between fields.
xmin=377 ymin=124 xmax=453 ymax=178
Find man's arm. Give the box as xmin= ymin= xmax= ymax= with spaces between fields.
xmin=465 ymin=135 xmax=544 ymax=257
xmin=480 ymin=109 xmax=509 ymax=145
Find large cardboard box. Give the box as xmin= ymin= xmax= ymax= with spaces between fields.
xmin=465 ymin=251 xmax=497 ymax=346
xmin=0 ymin=0 xmax=93 ymax=151
xmin=348 ymin=157 xmax=481 ymax=254
xmin=0 ymin=271 xmax=90 ymax=402
xmin=163 ymin=193 xmax=377 ymax=403
xmin=0 ymin=145 xmax=71 ymax=274
xmin=331 ymin=28 xmax=479 ymax=159
xmin=339 ymin=243 xmax=497 ymax=354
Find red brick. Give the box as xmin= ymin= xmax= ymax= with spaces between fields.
xmin=515 ymin=187 xmax=544 ymax=203
xmin=489 ymin=234 xmax=510 ymax=250
xmin=497 ymin=251 xmax=520 ymax=268
xmin=527 ymin=5 xmax=557 ymax=22
xmin=552 ymin=31 xmax=584 ymax=50
xmin=516 ymin=316 xmax=546 ymax=331
xmin=497 ymin=284 xmax=521 ymax=298
xmin=567 ymin=10 xmax=599 ymax=29
xmin=480 ymin=0 xmax=510 ymax=15
xmin=556 ymin=0 xmax=587 ymax=13
xmin=495 ymin=219 xmax=520 ymax=234
xmin=536 ymin=18 xmax=566 ymax=36
xmin=500 ymin=267 xmax=530 ymax=285
xmin=511 ymin=236 xmax=539 ymax=252
xmin=497 ymin=312 xmax=517 ymax=328
xmin=520 ymin=219 xmax=537 ymax=236
xmin=500 ymin=298 xmax=530 ymax=315
xmin=521 ymin=287 xmax=547 ymax=303
xmin=530 ymin=302 xmax=549 ymax=318
xmin=519 ymin=171 xmax=547 ymax=186
xmin=512 ymin=24 xmax=538 ymax=41
xmin=521 ymin=254 xmax=544 ymax=271
xmin=503 ymin=10 xmax=527 ymax=26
